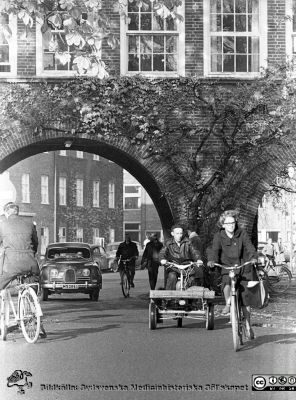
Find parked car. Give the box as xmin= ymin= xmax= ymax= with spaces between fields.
xmin=105 ymin=241 xmax=144 ymax=270
xmin=39 ymin=242 xmax=102 ymax=301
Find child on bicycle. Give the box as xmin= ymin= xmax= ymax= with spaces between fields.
xmin=207 ymin=210 xmax=258 ymax=340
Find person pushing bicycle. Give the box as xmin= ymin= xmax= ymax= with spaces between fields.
xmin=115 ymin=234 xmax=139 ymax=288
xmin=159 ymin=224 xmax=204 ymax=290
xmin=0 ymin=202 xmax=46 ymax=338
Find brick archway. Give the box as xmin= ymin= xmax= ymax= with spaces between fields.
xmin=0 ymin=133 xmax=175 ymax=234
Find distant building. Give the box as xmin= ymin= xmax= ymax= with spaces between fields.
xmin=123 ymin=170 xmax=162 ymax=246
xmin=6 ymin=151 xmax=123 ymax=254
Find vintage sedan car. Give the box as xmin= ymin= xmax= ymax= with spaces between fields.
xmin=40 ymin=242 xmax=102 ymax=301
xmin=105 ymin=241 xmax=144 ymax=270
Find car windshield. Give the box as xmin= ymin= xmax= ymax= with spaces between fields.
xmin=47 ymin=247 xmax=91 ymax=260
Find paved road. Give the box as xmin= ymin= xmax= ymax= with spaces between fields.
xmin=0 ymin=268 xmax=296 ymax=400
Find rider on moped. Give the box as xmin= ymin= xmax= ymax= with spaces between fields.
xmin=159 ymin=224 xmax=203 ymax=290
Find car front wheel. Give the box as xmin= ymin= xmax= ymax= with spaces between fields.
xmin=40 ymin=288 xmax=49 ymax=301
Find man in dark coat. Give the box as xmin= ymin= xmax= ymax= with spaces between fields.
xmin=141 ymin=233 xmax=163 ymax=290
xmin=115 ymin=234 xmax=139 ymax=287
xmin=0 ymin=202 xmax=39 ymax=290
xmin=159 ymin=224 xmax=203 ymax=290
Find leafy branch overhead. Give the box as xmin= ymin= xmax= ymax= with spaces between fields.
xmin=0 ymin=0 xmax=184 ymax=77
xmin=1 ymin=64 xmax=296 ymax=229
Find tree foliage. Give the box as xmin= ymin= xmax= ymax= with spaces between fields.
xmin=0 ymin=0 xmax=183 ymax=77
xmin=1 ymin=63 xmax=296 ymax=242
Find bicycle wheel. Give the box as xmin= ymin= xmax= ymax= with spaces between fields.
xmin=0 ymin=291 xmax=8 ymax=341
xmin=230 ymin=296 xmax=242 ymax=352
xmin=206 ymin=303 xmax=214 ymax=330
xmin=149 ymin=301 xmax=157 ymax=330
xmin=121 ymin=272 xmax=130 ymax=298
xmin=19 ymin=288 xmax=41 ymax=343
xmin=267 ymin=265 xmax=292 ymax=294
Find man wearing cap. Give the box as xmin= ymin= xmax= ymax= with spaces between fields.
xmin=0 ymin=202 xmax=39 ymax=290
xmin=141 ymin=233 xmax=163 ymax=290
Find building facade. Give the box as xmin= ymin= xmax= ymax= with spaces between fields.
xmin=5 ymin=151 xmax=123 ymax=254
xmin=123 ymin=170 xmax=163 ymax=246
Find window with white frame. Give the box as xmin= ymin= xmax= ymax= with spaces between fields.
xmin=21 ymin=174 xmax=30 ymax=203
xmin=286 ymin=0 xmax=296 ymax=62
xmin=0 ymin=13 xmax=17 ymax=76
xmin=124 ymin=223 xmax=141 ymax=242
xmin=109 ymin=228 xmax=115 ymax=243
xmin=41 ymin=175 xmax=49 ymax=204
xmin=58 ymin=226 xmax=66 ymax=242
xmin=41 ymin=227 xmax=49 ymax=255
xmin=76 ymin=227 xmax=83 ymax=242
xmin=36 ymin=5 xmax=97 ymax=76
xmin=59 ymin=150 xmax=67 ymax=156
xmin=93 ymin=154 xmax=100 ymax=161
xmin=121 ymin=0 xmax=185 ymax=76
xmin=59 ymin=177 xmax=67 ymax=206
xmin=93 ymin=228 xmax=100 ymax=244
xmin=124 ymin=185 xmax=141 ymax=209
xmin=204 ymin=0 xmax=267 ymax=76
xmin=76 ymin=179 xmax=84 ymax=207
xmin=108 ymin=182 xmax=115 ymax=208
xmin=76 ymin=151 xmax=83 ymax=158
xmin=93 ymin=180 xmax=100 ymax=208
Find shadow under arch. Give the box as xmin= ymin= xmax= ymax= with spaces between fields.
xmin=0 ymin=136 xmax=174 ymax=233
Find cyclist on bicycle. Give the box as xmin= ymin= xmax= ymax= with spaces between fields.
xmin=0 ymin=202 xmax=39 ymax=290
xmin=159 ymin=224 xmax=203 ymax=290
xmin=115 ymin=234 xmax=139 ymax=288
xmin=207 ymin=210 xmax=258 ymax=339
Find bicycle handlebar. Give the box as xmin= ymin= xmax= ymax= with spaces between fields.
xmin=165 ymin=261 xmax=203 ymax=270
xmin=214 ymin=260 xmax=253 ymax=270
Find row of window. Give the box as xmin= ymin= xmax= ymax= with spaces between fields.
xmin=21 ymin=174 xmax=116 ymax=208
xmin=2 ymin=0 xmax=296 ymax=78
xmin=58 ymin=151 xmax=113 ymax=162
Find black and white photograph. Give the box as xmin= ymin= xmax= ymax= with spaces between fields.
xmin=0 ymin=1 xmax=296 ymax=399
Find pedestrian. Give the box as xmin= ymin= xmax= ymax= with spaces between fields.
xmin=207 ymin=209 xmax=258 ymax=340
xmin=274 ymin=236 xmax=285 ymax=264
xmin=143 ymin=233 xmax=150 ymax=249
xmin=262 ymin=238 xmax=276 ymax=267
xmin=115 ymin=234 xmax=139 ymax=288
xmin=141 ymin=233 xmax=163 ymax=290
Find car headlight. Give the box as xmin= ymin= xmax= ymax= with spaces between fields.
xmin=81 ymin=269 xmax=90 ymax=277
xmin=50 ymin=268 xmax=59 ymax=279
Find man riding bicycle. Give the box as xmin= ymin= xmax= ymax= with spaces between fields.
xmin=115 ymin=234 xmax=139 ymax=288
xmin=159 ymin=224 xmax=203 ymax=290
xmin=0 ymin=202 xmax=46 ymax=338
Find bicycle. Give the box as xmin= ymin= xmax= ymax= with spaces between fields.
xmin=118 ymin=257 xmax=133 ymax=298
xmin=214 ymin=261 xmax=254 ymax=352
xmin=0 ymin=274 xmax=43 ymax=343
xmin=260 ymin=258 xmax=292 ymax=294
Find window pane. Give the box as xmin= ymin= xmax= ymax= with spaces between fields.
xmin=211 ymin=14 xmax=222 ymax=31
xmin=223 ymin=54 xmax=234 ymax=71
xmin=154 ymin=54 xmax=164 ymax=71
xmin=223 ymin=36 xmax=234 ymax=53
xmin=211 ymin=0 xmax=221 ymax=13
xmin=125 ymin=186 xmax=140 ymax=194
xmin=141 ymin=54 xmax=152 ymax=71
xmin=128 ymin=54 xmax=139 ymax=71
xmin=236 ymin=36 xmax=247 ymax=53
xmin=125 ymin=197 xmax=140 ymax=209
xmin=128 ymin=13 xmax=139 ymax=30
xmin=235 ymin=14 xmax=246 ymax=31
xmin=165 ymin=16 xmax=176 ymax=31
xmin=248 ymin=53 xmax=259 ymax=72
xmin=166 ymin=36 xmax=177 ymax=53
xmin=223 ymin=15 xmax=234 ymax=31
xmin=211 ymin=36 xmax=222 ymax=53
xmin=125 ymin=223 xmax=140 ymax=230
xmin=140 ymin=35 xmax=152 ymax=53
xmin=153 ymin=36 xmax=164 ymax=53
xmin=166 ymin=54 xmax=177 ymax=71
xmin=128 ymin=35 xmax=138 ymax=53
xmin=223 ymin=0 xmax=234 ymax=13
xmin=236 ymin=54 xmax=247 ymax=71
xmin=0 ymin=46 xmax=9 ymax=62
xmin=128 ymin=2 xmax=139 ymax=12
xmin=141 ymin=13 xmax=152 ymax=30
xmin=211 ymin=54 xmax=222 ymax=72
xmin=235 ymin=0 xmax=247 ymax=13
xmin=153 ymin=15 xmax=164 ymax=31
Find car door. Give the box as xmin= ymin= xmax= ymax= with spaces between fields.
xmin=99 ymin=246 xmax=108 ymax=270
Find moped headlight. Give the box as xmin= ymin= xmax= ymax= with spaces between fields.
xmin=82 ymin=268 xmax=90 ymax=277
xmin=179 ymin=300 xmax=186 ymax=306
xmin=229 ymin=271 xmax=235 ymax=278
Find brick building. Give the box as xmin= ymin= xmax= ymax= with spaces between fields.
xmin=1 ymin=1 xmax=296 ymax=239
xmin=5 ymin=151 xmax=123 ymax=254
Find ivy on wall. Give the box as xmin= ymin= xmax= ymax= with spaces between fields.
xmin=1 ymin=64 xmax=296 ymax=243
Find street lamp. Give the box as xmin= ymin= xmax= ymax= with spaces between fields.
xmin=288 ymin=165 xmax=295 ymax=272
